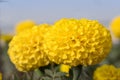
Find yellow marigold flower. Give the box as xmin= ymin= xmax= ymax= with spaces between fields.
xmin=60 ymin=64 xmax=71 ymax=76
xmin=44 ymin=18 xmax=112 ymax=66
xmin=0 ymin=73 xmax=2 ymax=80
xmin=93 ymin=64 xmax=119 ymax=80
xmin=15 ymin=20 xmax=36 ymax=34
xmin=8 ymin=25 xmax=50 ymax=72
xmin=116 ymin=68 xmax=120 ymax=79
xmin=1 ymin=34 xmax=13 ymax=43
xmin=110 ymin=16 xmax=120 ymax=38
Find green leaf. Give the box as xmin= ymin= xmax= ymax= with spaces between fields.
xmin=54 ymin=77 xmax=62 ymax=80
xmin=44 ymin=69 xmax=53 ymax=77
xmin=55 ymin=72 xmax=66 ymax=77
xmin=42 ymin=76 xmax=52 ymax=80
xmin=54 ymin=65 xmax=60 ymax=72
xmin=35 ymin=69 xmax=43 ymax=76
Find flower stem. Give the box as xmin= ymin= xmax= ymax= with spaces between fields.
xmin=51 ymin=62 xmax=55 ymax=72
xmin=69 ymin=65 xmax=82 ymax=80
xmin=27 ymin=71 xmax=34 ymax=80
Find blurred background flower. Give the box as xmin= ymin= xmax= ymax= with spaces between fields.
xmin=93 ymin=64 xmax=120 ymax=80
xmin=0 ymin=73 xmax=2 ymax=80
xmin=1 ymin=34 xmax=13 ymax=43
xmin=110 ymin=16 xmax=120 ymax=38
xmin=15 ymin=20 xmax=36 ymax=34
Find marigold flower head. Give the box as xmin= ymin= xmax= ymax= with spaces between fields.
xmin=110 ymin=16 xmax=120 ymax=38
xmin=93 ymin=64 xmax=120 ymax=80
xmin=15 ymin=20 xmax=36 ymax=34
xmin=44 ymin=18 xmax=112 ymax=66
xmin=8 ymin=25 xmax=50 ymax=72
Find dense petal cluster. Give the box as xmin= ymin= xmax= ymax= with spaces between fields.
xmin=110 ymin=16 xmax=120 ymax=38
xmin=93 ymin=64 xmax=120 ymax=80
xmin=15 ymin=20 xmax=36 ymax=34
xmin=44 ymin=18 xmax=112 ymax=66
xmin=8 ymin=25 xmax=50 ymax=72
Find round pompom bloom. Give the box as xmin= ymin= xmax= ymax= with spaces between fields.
xmin=15 ymin=20 xmax=36 ymax=34
xmin=8 ymin=25 xmax=50 ymax=72
xmin=93 ymin=64 xmax=119 ymax=80
xmin=110 ymin=16 xmax=120 ymax=38
xmin=44 ymin=18 xmax=112 ymax=66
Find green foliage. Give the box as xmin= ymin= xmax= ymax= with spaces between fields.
xmin=41 ymin=69 xmax=66 ymax=80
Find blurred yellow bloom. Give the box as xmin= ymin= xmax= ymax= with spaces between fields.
xmin=15 ymin=20 xmax=36 ymax=34
xmin=0 ymin=73 xmax=2 ymax=80
xmin=117 ymin=68 xmax=120 ymax=79
xmin=8 ymin=24 xmax=51 ymax=72
xmin=110 ymin=16 xmax=120 ymax=38
xmin=60 ymin=64 xmax=71 ymax=76
xmin=93 ymin=64 xmax=120 ymax=80
xmin=44 ymin=18 xmax=112 ymax=66
xmin=1 ymin=34 xmax=13 ymax=43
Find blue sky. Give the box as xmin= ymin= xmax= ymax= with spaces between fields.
xmin=0 ymin=0 xmax=120 ymax=33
